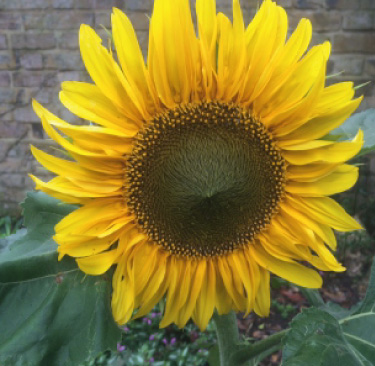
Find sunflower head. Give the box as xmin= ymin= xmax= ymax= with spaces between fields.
xmin=31 ymin=0 xmax=363 ymax=331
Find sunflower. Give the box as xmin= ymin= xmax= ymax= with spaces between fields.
xmin=30 ymin=0 xmax=363 ymax=331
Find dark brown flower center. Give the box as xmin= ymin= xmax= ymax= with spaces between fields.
xmin=125 ymin=102 xmax=286 ymax=258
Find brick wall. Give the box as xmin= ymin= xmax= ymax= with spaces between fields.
xmin=0 ymin=0 xmax=374 ymax=214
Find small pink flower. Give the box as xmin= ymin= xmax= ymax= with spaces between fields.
xmin=117 ymin=343 xmax=126 ymax=352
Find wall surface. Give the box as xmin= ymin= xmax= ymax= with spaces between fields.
xmin=0 ymin=0 xmax=375 ymax=214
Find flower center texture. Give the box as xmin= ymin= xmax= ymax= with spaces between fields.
xmin=126 ymin=102 xmax=286 ymax=257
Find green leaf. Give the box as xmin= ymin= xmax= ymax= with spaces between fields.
xmin=282 ymin=258 xmax=375 ymax=366
xmin=0 ymin=192 xmax=77 ymax=282
xmin=0 ymin=229 xmax=27 ymax=254
xmin=281 ymin=309 xmax=369 ymax=366
xmin=327 ymin=109 xmax=375 ymax=157
xmin=0 ymin=192 xmax=122 ymax=366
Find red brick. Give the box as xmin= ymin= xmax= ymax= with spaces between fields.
xmin=0 ymin=0 xmax=21 ymax=9
xmin=0 ymin=122 xmax=29 ymax=138
xmin=43 ymin=53 xmax=84 ymax=70
xmin=293 ymin=0 xmax=322 ymax=9
xmin=359 ymin=96 xmax=375 ymax=111
xmin=0 ymin=35 xmax=7 ymax=50
xmin=23 ymin=11 xmax=94 ymax=30
xmin=95 ymin=0 xmax=125 ymax=9
xmin=56 ymin=70 xmax=89 ymax=83
xmin=0 ymin=89 xmax=16 ymax=104
xmin=20 ymin=53 xmax=43 ymax=70
xmin=13 ymin=72 xmax=57 ymax=87
xmin=310 ymin=11 xmax=342 ymax=32
xmin=75 ymin=0 xmax=95 ymax=8
xmin=0 ymin=53 xmax=14 ymax=70
xmin=0 ymin=13 xmax=22 ymax=30
xmin=334 ymin=33 xmax=375 ymax=53
xmin=52 ymin=0 xmax=74 ymax=8
xmin=326 ymin=0 xmax=361 ymax=9
xmin=95 ymin=12 xmax=111 ymax=29
xmin=11 ymin=33 xmax=56 ymax=50
xmin=45 ymin=12 xmax=94 ymax=29
xmin=365 ymin=58 xmax=375 ymax=76
xmin=127 ymin=12 xmax=151 ymax=31
xmin=331 ymin=56 xmax=364 ymax=76
xmin=57 ymin=32 xmax=79 ymax=49
xmin=14 ymin=106 xmax=41 ymax=122
xmin=126 ymin=0 xmax=152 ymax=11
xmin=343 ymin=12 xmax=374 ymax=30
xmin=20 ymin=0 xmax=50 ymax=9
xmin=362 ymin=0 xmax=375 ymax=9
xmin=288 ymin=10 xmax=341 ymax=32
xmin=0 ymin=71 xmax=11 ymax=87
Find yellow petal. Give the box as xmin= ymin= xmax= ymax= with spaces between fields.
xmin=254 ymin=267 xmax=270 ymax=317
xmin=282 ymin=130 xmax=363 ymax=165
xmin=196 ymin=0 xmax=217 ymax=99
xmin=217 ymin=256 xmax=244 ymax=311
xmin=31 ymin=146 xmax=123 ymax=186
xmin=287 ymin=163 xmax=340 ymax=182
xmin=111 ymin=8 xmax=159 ymax=115
xmin=160 ymin=259 xmax=185 ymax=327
xmin=33 ymin=101 xmax=126 ymax=174
xmin=194 ymin=260 xmax=216 ymax=331
xmin=239 ymin=1 xmax=282 ymax=105
xmin=286 ymin=164 xmax=359 ymax=196
xmin=112 ymin=260 xmax=135 ymax=324
xmin=251 ymin=244 xmax=322 ymax=288
xmin=253 ymin=18 xmax=312 ymax=113
xmin=261 ymin=43 xmax=327 ymax=123
xmin=230 ymin=252 xmax=254 ymax=315
xmin=149 ymin=0 xmax=199 ymax=105
xmin=55 ymin=198 xmax=127 ymax=234
xmin=286 ymin=195 xmax=362 ymax=231
xmin=280 ymin=201 xmax=338 ymax=248
xmin=31 ymin=175 xmax=120 ymax=200
xmin=268 ymin=58 xmax=326 ymax=134
xmin=76 ymin=249 xmax=119 ymax=275
xmin=29 ymin=175 xmax=88 ymax=204
xmin=282 ymin=97 xmax=363 ymax=142
xmin=79 ymin=25 xmax=145 ymax=120
xmin=60 ymin=81 xmax=141 ymax=132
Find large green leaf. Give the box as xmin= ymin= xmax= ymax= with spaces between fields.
xmin=0 ymin=192 xmax=122 ymax=366
xmin=327 ymin=109 xmax=375 ymax=157
xmin=0 ymin=192 xmax=77 ymax=282
xmin=282 ymin=258 xmax=375 ymax=366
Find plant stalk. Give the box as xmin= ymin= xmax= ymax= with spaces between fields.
xmin=213 ymin=311 xmax=240 ymax=366
xmin=230 ymin=329 xmax=288 ymax=365
xmin=298 ymin=287 xmax=325 ymax=307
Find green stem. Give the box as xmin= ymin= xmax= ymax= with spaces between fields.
xmin=213 ymin=311 xmax=240 ymax=366
xmin=298 ymin=287 xmax=325 ymax=307
xmin=230 ymin=329 xmax=288 ymax=365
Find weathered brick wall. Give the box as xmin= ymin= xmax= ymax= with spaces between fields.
xmin=0 ymin=0 xmax=374 ymax=214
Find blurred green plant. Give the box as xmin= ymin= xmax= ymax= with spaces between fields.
xmin=271 ymin=301 xmax=297 ymax=320
xmin=0 ymin=215 xmax=22 ymax=238
xmin=84 ymin=310 xmax=216 ymax=366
